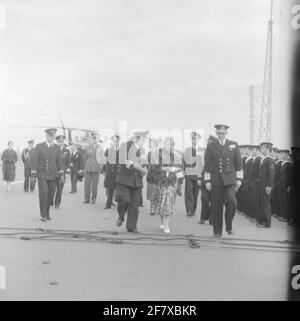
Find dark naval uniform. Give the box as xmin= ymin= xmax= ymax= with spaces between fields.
xmin=70 ymin=149 xmax=85 ymax=193
xmin=257 ymin=156 xmax=275 ymax=227
xmin=53 ymin=145 xmax=71 ymax=208
xmin=183 ymin=146 xmax=204 ymax=216
xmin=204 ymin=139 xmax=243 ymax=236
xmin=22 ymin=146 xmax=36 ymax=192
xmin=241 ymin=157 xmax=254 ymax=217
xmin=237 ymin=155 xmax=247 ymax=212
xmin=271 ymin=159 xmax=283 ymax=216
xmin=250 ymin=155 xmax=262 ymax=222
xmin=31 ymin=142 xmax=64 ymax=219
xmin=115 ymin=141 xmax=146 ymax=231
xmin=278 ymin=160 xmax=293 ymax=221
xmin=104 ymin=146 xmax=119 ymax=208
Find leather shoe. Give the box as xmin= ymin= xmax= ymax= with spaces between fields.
xmin=83 ymin=201 xmax=90 ymax=204
xmin=199 ymin=220 xmax=206 ymax=224
xmin=127 ymin=229 xmax=140 ymax=233
xmin=227 ymin=230 xmax=234 ymax=235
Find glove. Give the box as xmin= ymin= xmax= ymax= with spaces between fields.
xmin=205 ymin=182 xmax=212 ymax=191
xmin=66 ymin=169 xmax=71 ymax=175
xmin=59 ymin=176 xmax=66 ymax=185
xmin=265 ymin=186 xmax=272 ymax=195
xmin=235 ymin=180 xmax=242 ymax=191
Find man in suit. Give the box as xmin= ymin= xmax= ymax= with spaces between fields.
xmin=183 ymin=131 xmax=204 ymax=217
xmin=256 ymin=142 xmax=276 ymax=228
xmin=52 ymin=135 xmax=71 ymax=209
xmin=115 ymin=130 xmax=147 ymax=233
xmin=83 ymin=132 xmax=105 ymax=204
xmin=70 ymin=142 xmax=85 ymax=194
xmin=104 ymin=134 xmax=120 ymax=209
xmin=204 ymin=124 xmax=243 ymax=237
xmin=198 ymin=135 xmax=217 ymax=224
xmin=31 ymin=128 xmax=64 ymax=221
xmin=22 ymin=140 xmax=36 ymax=192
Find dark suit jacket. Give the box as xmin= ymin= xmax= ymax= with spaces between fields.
xmin=104 ymin=147 xmax=119 ymax=189
xmin=204 ymin=139 xmax=243 ymax=186
xmin=70 ymin=150 xmax=84 ymax=173
xmin=60 ymin=146 xmax=71 ymax=172
xmin=258 ymin=156 xmax=275 ymax=188
xmin=183 ymin=146 xmax=204 ymax=180
xmin=22 ymin=148 xmax=35 ymax=169
xmin=31 ymin=142 xmax=64 ymax=180
xmin=116 ymin=141 xmax=145 ymax=188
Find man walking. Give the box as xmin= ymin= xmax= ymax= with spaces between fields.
xmin=31 ymin=128 xmax=64 ymax=222
xmin=204 ymin=124 xmax=243 ymax=237
xmin=115 ymin=130 xmax=147 ymax=233
xmin=22 ymin=140 xmax=36 ymax=192
xmin=70 ymin=142 xmax=85 ymax=194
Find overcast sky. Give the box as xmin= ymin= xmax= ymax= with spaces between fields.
xmin=0 ymin=0 xmax=292 ymax=151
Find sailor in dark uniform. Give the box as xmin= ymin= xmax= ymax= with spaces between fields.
xmin=241 ymin=145 xmax=255 ymax=218
xmin=183 ymin=131 xmax=203 ymax=217
xmin=256 ymin=142 xmax=276 ymax=228
xmin=52 ymin=135 xmax=71 ymax=209
xmin=31 ymin=128 xmax=64 ymax=221
xmin=204 ymin=125 xmax=243 ymax=237
xmin=22 ymin=140 xmax=36 ymax=192
xmin=115 ymin=130 xmax=147 ymax=233
xmin=249 ymin=145 xmax=262 ymax=224
xmin=271 ymin=150 xmax=284 ymax=218
xmin=277 ymin=150 xmax=293 ymax=222
xmin=236 ymin=145 xmax=247 ymax=213
xmin=103 ymin=134 xmax=120 ymax=209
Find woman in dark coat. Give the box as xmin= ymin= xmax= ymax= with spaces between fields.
xmin=1 ymin=141 xmax=18 ymax=192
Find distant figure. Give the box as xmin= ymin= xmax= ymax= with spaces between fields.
xmin=31 ymin=128 xmax=64 ymax=222
xmin=83 ymin=132 xmax=105 ymax=204
xmin=1 ymin=141 xmax=18 ymax=192
xmin=52 ymin=135 xmax=71 ymax=209
xmin=103 ymin=134 xmax=120 ymax=209
xmin=70 ymin=142 xmax=85 ymax=194
xmin=22 ymin=140 xmax=36 ymax=192
xmin=151 ymin=137 xmax=184 ymax=234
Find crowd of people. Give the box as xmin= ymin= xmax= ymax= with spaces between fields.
xmin=1 ymin=124 xmax=296 ymax=236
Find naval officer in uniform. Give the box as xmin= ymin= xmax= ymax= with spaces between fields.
xmin=204 ymin=124 xmax=243 ymax=237
xmin=31 ymin=128 xmax=64 ymax=221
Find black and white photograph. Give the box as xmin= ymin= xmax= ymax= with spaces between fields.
xmin=0 ymin=0 xmax=300 ymax=305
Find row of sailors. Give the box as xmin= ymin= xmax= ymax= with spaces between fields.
xmin=237 ymin=144 xmax=293 ymax=227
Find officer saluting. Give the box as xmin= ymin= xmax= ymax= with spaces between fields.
xmin=204 ymin=124 xmax=243 ymax=237
xmin=31 ymin=128 xmax=64 ymax=222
